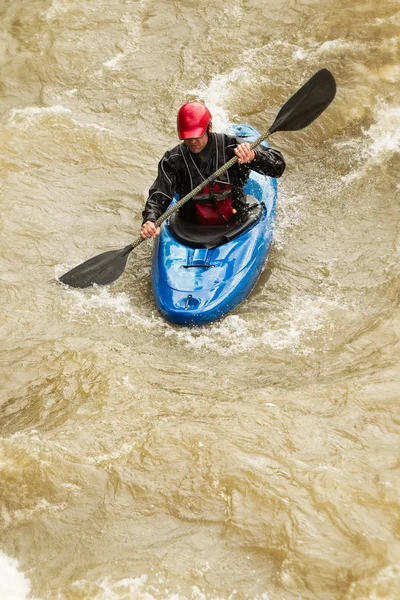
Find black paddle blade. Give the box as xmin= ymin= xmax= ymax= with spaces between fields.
xmin=269 ymin=68 xmax=336 ymax=134
xmin=58 ymin=244 xmax=133 ymax=288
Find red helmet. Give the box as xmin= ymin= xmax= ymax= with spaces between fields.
xmin=177 ymin=101 xmax=212 ymax=140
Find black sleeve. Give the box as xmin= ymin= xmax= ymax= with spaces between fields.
xmin=250 ymin=146 xmax=286 ymax=178
xmin=142 ymin=154 xmax=177 ymax=224
xmin=227 ymin=135 xmax=286 ymax=179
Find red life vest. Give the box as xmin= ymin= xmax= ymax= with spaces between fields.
xmin=194 ymin=181 xmax=233 ymax=225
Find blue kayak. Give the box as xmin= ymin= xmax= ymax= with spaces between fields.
xmin=151 ymin=124 xmax=278 ymax=326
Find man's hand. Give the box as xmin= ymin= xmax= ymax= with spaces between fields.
xmin=140 ymin=221 xmax=161 ymax=239
xmin=234 ymin=142 xmax=255 ymax=164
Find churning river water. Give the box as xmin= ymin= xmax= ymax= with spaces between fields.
xmin=0 ymin=0 xmax=399 ymax=598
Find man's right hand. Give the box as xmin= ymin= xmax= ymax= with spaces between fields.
xmin=140 ymin=221 xmax=161 ymax=239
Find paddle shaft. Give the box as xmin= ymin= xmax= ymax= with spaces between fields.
xmin=128 ymin=131 xmax=270 ymax=252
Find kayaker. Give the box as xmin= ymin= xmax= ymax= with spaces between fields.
xmin=140 ymin=101 xmax=285 ymax=238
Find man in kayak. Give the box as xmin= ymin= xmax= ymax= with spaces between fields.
xmin=140 ymin=101 xmax=285 ymax=238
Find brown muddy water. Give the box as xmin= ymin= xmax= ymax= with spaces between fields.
xmin=0 ymin=0 xmax=399 ymax=598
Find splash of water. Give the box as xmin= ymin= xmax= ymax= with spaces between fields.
xmin=0 ymin=553 xmax=31 ymax=600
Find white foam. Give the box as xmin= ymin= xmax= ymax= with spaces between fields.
xmin=164 ymin=314 xmax=252 ymax=354
xmin=44 ymin=0 xmax=68 ymax=21
xmin=260 ymin=295 xmax=339 ymax=353
xmin=341 ymin=102 xmax=400 ymax=183
xmin=223 ymin=2 xmax=243 ymax=20
xmin=60 ymin=285 xmax=155 ymax=329
xmin=9 ymin=105 xmax=71 ymax=125
xmin=122 ymin=375 xmax=136 ymax=390
xmin=58 ymin=272 xmax=342 ymax=356
xmin=186 ymin=63 xmax=254 ymax=132
xmin=9 ymin=104 xmax=111 ymax=134
xmin=103 ymin=53 xmax=125 ymax=71
xmin=164 ymin=294 xmax=342 ymax=356
xmin=60 ymin=483 xmax=81 ymax=493
xmin=318 ymin=39 xmax=355 ymax=52
xmin=72 ymin=573 xmax=265 ymax=599
xmin=71 ymin=574 xmax=182 ymax=599
xmin=86 ymin=441 xmax=136 ymax=467
xmin=13 ymin=499 xmax=68 ymax=523
xmin=0 ymin=553 xmax=31 ymax=600
xmin=293 ymin=48 xmax=307 ymax=60
xmin=375 ymin=13 xmax=400 ymax=26
xmin=293 ymin=38 xmax=361 ymax=61
xmin=274 ymin=192 xmax=305 ymax=249
xmin=362 ymin=104 xmax=400 ymax=156
xmin=57 ymin=268 xmax=343 ymax=356
xmin=186 ymin=79 xmax=233 ymax=132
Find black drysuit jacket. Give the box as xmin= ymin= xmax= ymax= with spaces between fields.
xmin=142 ymin=132 xmax=285 ymax=224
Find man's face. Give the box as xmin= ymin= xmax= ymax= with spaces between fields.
xmin=183 ymin=132 xmax=209 ymax=154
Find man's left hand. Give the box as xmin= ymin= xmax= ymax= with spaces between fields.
xmin=234 ymin=142 xmax=255 ymax=164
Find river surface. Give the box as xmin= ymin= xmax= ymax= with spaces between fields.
xmin=0 ymin=0 xmax=399 ymax=598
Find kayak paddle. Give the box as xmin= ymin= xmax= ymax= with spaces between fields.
xmin=58 ymin=68 xmax=336 ymax=288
